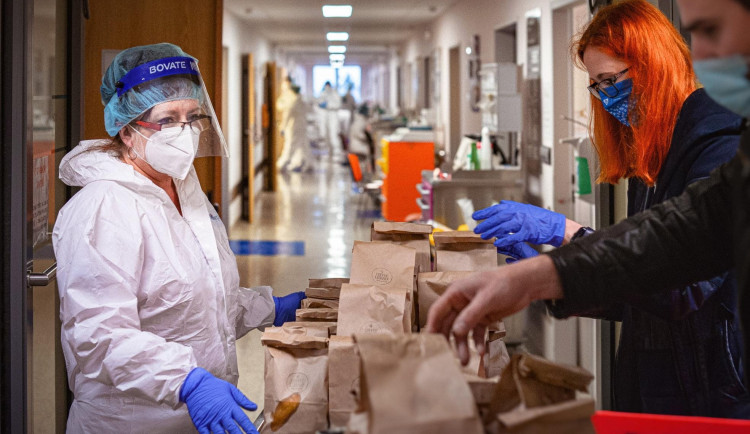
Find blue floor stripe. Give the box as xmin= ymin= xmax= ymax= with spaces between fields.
xmin=229 ymin=240 xmax=305 ymax=256
xmin=356 ymin=209 xmax=381 ymax=219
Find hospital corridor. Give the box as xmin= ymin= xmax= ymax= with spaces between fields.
xmin=3 ymin=0 xmax=750 ymax=432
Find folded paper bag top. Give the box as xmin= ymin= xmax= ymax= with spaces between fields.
xmin=371 ymin=222 xmax=432 ymax=273
xmin=433 ymin=231 xmax=497 ymax=272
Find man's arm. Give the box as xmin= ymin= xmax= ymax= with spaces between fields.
xmin=547 ymin=156 xmax=739 ymax=315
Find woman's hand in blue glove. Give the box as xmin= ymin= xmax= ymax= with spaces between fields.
xmin=273 ymin=292 xmax=307 ymax=326
xmin=473 ymin=201 xmax=567 ymax=249
xmin=180 ymin=367 xmax=259 ymax=434
xmin=497 ymin=242 xmax=539 ymax=264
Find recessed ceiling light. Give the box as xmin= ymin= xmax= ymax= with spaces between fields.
xmin=322 ymin=5 xmax=353 ymax=18
xmin=326 ymin=32 xmax=349 ymax=41
xmin=329 ymin=53 xmax=346 ymax=62
xmin=328 ymin=45 xmax=347 ymax=54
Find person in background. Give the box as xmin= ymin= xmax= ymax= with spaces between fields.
xmin=342 ymin=82 xmax=357 ymax=133
xmin=53 ymin=43 xmax=306 ymax=433
xmin=435 ymin=0 xmax=750 ymax=418
xmin=348 ymin=103 xmax=373 ymax=171
xmin=276 ymin=76 xmax=297 ymax=170
xmin=277 ymin=84 xmax=312 ymax=172
xmin=318 ymin=81 xmax=343 ymax=159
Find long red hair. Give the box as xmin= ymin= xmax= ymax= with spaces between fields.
xmin=573 ymin=0 xmax=696 ymax=185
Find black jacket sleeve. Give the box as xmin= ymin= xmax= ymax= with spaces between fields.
xmin=545 ymin=156 xmax=740 ymax=318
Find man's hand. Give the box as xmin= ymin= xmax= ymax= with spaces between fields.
xmin=426 ymin=255 xmax=563 ymax=365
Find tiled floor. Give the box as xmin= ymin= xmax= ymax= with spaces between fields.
xmin=230 ymin=158 xmax=380 ymax=420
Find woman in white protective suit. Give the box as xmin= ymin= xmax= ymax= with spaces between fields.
xmin=52 ymin=43 xmax=306 ymax=434
xmin=277 ymin=84 xmax=311 ymax=172
xmin=318 ymin=81 xmax=343 ymax=158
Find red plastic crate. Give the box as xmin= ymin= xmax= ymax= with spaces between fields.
xmin=592 ymin=410 xmax=750 ymax=434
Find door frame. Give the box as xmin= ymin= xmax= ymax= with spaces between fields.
xmin=1 ymin=0 xmax=32 ymax=431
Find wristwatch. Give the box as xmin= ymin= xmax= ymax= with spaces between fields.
xmin=570 ymin=226 xmax=595 ymax=242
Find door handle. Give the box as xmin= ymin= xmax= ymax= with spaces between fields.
xmin=27 ymin=263 xmax=57 ymax=287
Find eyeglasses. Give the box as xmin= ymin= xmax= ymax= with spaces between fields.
xmin=135 ymin=114 xmax=212 ymax=133
xmin=587 ymin=68 xmax=629 ymax=100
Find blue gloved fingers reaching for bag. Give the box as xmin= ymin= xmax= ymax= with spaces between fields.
xmin=180 ymin=367 xmax=259 ymax=434
xmin=497 ymin=242 xmax=539 ymax=264
xmin=473 ymin=201 xmax=567 ymax=248
xmin=273 ymin=291 xmax=307 ymax=327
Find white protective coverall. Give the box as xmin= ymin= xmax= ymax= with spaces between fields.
xmin=319 ymin=86 xmax=342 ymax=157
xmin=277 ymin=94 xmax=311 ymax=171
xmin=52 ymin=140 xmax=276 ymax=433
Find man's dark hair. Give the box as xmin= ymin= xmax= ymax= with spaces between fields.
xmin=737 ymin=0 xmax=750 ymax=10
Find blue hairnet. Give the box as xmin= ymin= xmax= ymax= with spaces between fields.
xmin=102 ymin=43 xmax=204 ymax=136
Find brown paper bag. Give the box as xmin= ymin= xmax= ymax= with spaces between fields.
xmin=489 ymin=352 xmax=594 ymax=415
xmin=480 ymin=353 xmax=595 ymax=433
xmin=281 ymin=322 xmax=337 ymax=337
xmin=305 ymin=287 xmax=341 ymax=300
xmin=464 ymin=373 xmax=500 ymax=411
xmin=433 ymin=231 xmax=497 ymax=271
xmin=295 ymin=308 xmax=338 ymax=322
xmin=354 ymin=333 xmax=484 ymax=434
xmin=306 ymin=277 xmax=349 ymax=300
xmin=349 ymin=241 xmax=416 ymax=329
xmin=416 ymin=271 xmax=473 ymax=329
xmin=370 ymin=222 xmax=432 ymax=273
xmin=309 ymin=277 xmax=350 ymax=289
xmin=337 ymin=284 xmax=408 ymax=337
xmin=301 ymin=298 xmax=340 ymax=309
xmin=328 ymin=336 xmax=361 ymax=428
xmin=482 ymin=335 xmax=511 ymax=379
xmin=349 ymin=241 xmax=416 ymax=289
xmin=490 ymin=397 xmax=596 ymax=434
xmin=261 ymin=329 xmax=329 ymax=433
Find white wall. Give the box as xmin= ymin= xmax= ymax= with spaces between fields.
xmin=223 ymin=10 xmax=273 ymax=226
xmin=400 ymin=0 xmax=564 ymax=210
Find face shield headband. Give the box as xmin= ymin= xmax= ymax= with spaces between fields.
xmin=114 ymin=56 xmax=199 ymax=98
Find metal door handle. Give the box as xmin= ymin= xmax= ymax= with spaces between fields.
xmin=27 ymin=263 xmax=57 ymax=287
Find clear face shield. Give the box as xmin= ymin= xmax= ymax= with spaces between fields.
xmin=104 ymin=56 xmax=228 ymax=158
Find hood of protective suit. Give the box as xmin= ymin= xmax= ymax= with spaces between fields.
xmin=60 ymin=139 xmax=150 ymax=188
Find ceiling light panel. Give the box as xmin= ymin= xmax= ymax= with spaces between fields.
xmin=322 ymin=5 xmax=353 ymax=18
xmin=326 ymin=32 xmax=350 ymax=41
xmin=329 ymin=53 xmax=346 ymax=61
xmin=328 ymin=45 xmax=347 ymax=54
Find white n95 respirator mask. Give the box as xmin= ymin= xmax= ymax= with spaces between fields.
xmin=130 ymin=125 xmax=200 ymax=180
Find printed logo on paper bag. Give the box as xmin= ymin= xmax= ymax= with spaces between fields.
xmin=371 ymin=268 xmax=392 ymax=285
xmin=359 ymin=322 xmax=387 ymax=334
xmin=286 ymin=372 xmax=309 ymax=393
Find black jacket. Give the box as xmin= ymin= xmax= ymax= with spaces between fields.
xmin=547 ymin=111 xmax=750 ymax=418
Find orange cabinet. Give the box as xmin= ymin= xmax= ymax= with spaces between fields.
xmin=381 ymin=140 xmax=434 ymax=221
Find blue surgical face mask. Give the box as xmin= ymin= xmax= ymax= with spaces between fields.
xmin=599 ymin=78 xmax=633 ymax=126
xmin=693 ymin=55 xmax=750 ymax=118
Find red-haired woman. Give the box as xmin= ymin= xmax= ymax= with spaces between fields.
xmin=473 ymin=0 xmax=750 ymax=417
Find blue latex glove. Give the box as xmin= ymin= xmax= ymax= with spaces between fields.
xmin=497 ymin=242 xmax=539 ymax=264
xmin=273 ymin=291 xmax=307 ymax=326
xmin=473 ymin=201 xmax=567 ymax=249
xmin=180 ymin=367 xmax=259 ymax=434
